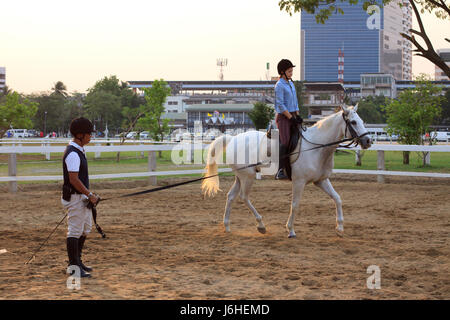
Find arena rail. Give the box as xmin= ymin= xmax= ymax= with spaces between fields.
xmin=1 ymin=143 xmax=450 ymax=193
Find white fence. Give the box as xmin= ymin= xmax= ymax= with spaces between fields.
xmin=1 ymin=143 xmax=449 ymax=193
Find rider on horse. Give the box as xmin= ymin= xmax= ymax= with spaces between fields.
xmin=274 ymin=59 xmax=303 ymax=180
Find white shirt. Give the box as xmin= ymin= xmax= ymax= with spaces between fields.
xmin=65 ymin=141 xmax=85 ymax=172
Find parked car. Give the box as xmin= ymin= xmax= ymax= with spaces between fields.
xmin=27 ymin=129 xmax=39 ymax=137
xmin=126 ymin=131 xmax=138 ymax=139
xmin=140 ymin=131 xmax=150 ymax=139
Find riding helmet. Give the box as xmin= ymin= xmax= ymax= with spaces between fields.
xmin=277 ymin=59 xmax=296 ymax=75
xmin=70 ymin=117 xmax=94 ymax=137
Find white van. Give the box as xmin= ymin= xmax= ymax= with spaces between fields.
xmin=431 ymin=131 xmax=449 ymax=142
xmin=7 ymin=129 xmax=29 ymax=138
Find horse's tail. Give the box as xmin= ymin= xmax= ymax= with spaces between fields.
xmin=201 ymin=134 xmax=232 ymax=197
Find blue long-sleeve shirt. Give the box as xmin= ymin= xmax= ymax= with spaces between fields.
xmin=274 ymin=78 xmax=299 ymax=114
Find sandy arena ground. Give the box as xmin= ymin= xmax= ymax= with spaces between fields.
xmin=0 ymin=174 xmax=449 ymax=299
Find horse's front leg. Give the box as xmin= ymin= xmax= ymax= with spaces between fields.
xmin=314 ymin=178 xmax=344 ymax=236
xmin=286 ymin=180 xmax=306 ymax=238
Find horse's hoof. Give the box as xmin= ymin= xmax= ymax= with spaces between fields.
xmin=335 ymin=228 xmax=344 ymax=237
xmin=288 ymin=233 xmax=297 ymax=238
xmin=257 ymin=227 xmax=266 ymax=234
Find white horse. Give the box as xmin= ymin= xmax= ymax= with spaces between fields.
xmin=201 ymin=105 xmax=372 ymax=238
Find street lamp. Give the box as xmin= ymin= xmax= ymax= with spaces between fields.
xmin=44 ymin=111 xmax=47 ymax=137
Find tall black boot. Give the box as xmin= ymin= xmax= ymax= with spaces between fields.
xmin=66 ymin=237 xmax=91 ymax=278
xmin=275 ymin=144 xmax=289 ymax=180
xmin=78 ymin=235 xmax=93 ymax=272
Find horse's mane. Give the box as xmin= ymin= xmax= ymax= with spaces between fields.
xmin=312 ymin=110 xmax=343 ymax=130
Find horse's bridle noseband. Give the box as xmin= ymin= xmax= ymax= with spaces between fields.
xmin=341 ymin=112 xmax=370 ymax=148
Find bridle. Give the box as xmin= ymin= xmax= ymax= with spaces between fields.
xmin=340 ymin=111 xmax=371 ymax=148
xmin=298 ymin=111 xmax=370 ymax=152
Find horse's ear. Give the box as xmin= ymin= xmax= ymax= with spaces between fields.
xmin=340 ymin=104 xmax=349 ymax=115
xmin=353 ymin=103 xmax=359 ymax=112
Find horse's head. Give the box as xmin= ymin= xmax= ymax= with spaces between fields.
xmin=340 ymin=104 xmax=372 ymax=149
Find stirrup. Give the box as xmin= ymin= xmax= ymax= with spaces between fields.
xmin=275 ymin=169 xmax=289 ymax=180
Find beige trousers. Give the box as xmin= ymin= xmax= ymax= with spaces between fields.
xmin=61 ymin=194 xmax=92 ymax=238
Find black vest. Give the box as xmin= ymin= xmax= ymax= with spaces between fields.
xmin=63 ymin=145 xmax=89 ymax=193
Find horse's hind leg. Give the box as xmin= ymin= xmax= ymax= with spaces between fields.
xmin=223 ymin=176 xmax=241 ymax=233
xmin=238 ymin=173 xmax=266 ymax=234
xmin=314 ymin=178 xmax=344 ymax=236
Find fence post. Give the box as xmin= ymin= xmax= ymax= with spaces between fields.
xmin=95 ymin=143 xmax=101 ymax=159
xmin=377 ymin=150 xmax=385 ymax=183
xmin=425 ymin=152 xmax=431 ymax=165
xmin=148 ymin=151 xmax=157 ymax=186
xmin=8 ymin=153 xmax=18 ymax=193
xmin=140 ymin=141 xmax=145 ymax=158
xmin=46 ymin=142 xmax=51 ymax=160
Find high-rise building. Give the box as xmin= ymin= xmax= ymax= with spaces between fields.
xmin=0 ymin=67 xmax=5 ymax=91
xmin=300 ymin=1 xmax=412 ymax=82
xmin=435 ymin=49 xmax=450 ymax=81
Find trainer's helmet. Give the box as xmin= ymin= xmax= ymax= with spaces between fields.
xmin=277 ymin=59 xmax=296 ymax=75
xmin=70 ymin=117 xmax=94 ymax=137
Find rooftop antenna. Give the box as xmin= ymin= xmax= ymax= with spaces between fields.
xmin=217 ymin=58 xmax=228 ymax=81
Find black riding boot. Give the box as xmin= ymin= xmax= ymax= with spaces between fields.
xmin=66 ymin=237 xmax=91 ymax=278
xmin=275 ymin=144 xmax=289 ymax=180
xmin=78 ymin=235 xmax=93 ymax=272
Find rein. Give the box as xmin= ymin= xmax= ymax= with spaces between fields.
xmin=100 ymin=112 xmax=370 ymax=202
xmin=289 ymin=112 xmax=369 ymax=154
xmin=26 ymin=113 xmax=370 ymax=263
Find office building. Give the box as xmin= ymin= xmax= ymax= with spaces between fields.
xmin=300 ymin=1 xmax=412 ymax=82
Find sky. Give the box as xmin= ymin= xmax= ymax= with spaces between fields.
xmin=1 ymin=0 xmax=449 ymax=94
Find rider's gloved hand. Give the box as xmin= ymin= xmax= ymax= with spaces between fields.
xmin=290 ymin=115 xmax=303 ymax=126
xmin=289 ymin=116 xmax=298 ymax=126
xmin=294 ymin=115 xmax=303 ymax=125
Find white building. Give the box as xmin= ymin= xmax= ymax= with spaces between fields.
xmin=360 ymin=73 xmax=397 ymax=99
xmin=435 ymin=49 xmax=450 ymax=81
xmin=0 ymin=67 xmax=5 ymax=91
xmin=164 ymin=95 xmax=189 ymax=113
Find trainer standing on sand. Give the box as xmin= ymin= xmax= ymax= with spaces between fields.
xmin=61 ymin=117 xmax=99 ymax=278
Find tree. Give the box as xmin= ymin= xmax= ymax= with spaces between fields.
xmin=357 ymin=95 xmax=389 ymax=124
xmin=278 ymin=0 xmax=450 ymax=79
xmin=66 ymin=93 xmax=85 ymax=122
xmin=30 ymin=92 xmax=70 ymax=135
xmin=52 ymin=81 xmax=68 ymax=97
xmin=248 ymin=102 xmax=276 ymax=130
xmin=115 ymin=106 xmax=146 ymax=162
xmin=438 ymin=88 xmax=450 ymax=124
xmin=137 ymin=80 xmax=172 ymax=158
xmin=0 ymin=92 xmax=38 ymax=138
xmin=382 ymin=75 xmax=443 ymax=165
xmin=0 ymin=85 xmax=12 ymax=99
xmin=293 ymin=80 xmax=308 ymax=118
xmin=84 ymin=91 xmax=122 ymax=132
xmin=85 ymin=75 xmax=140 ymax=133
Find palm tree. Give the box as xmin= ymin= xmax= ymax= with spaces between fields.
xmin=52 ymin=81 xmax=68 ymax=97
xmin=1 ymin=85 xmax=12 ymax=97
